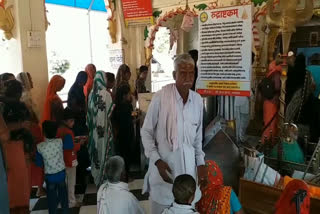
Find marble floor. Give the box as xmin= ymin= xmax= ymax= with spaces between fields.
xmin=30 ymin=173 xmax=150 ymax=214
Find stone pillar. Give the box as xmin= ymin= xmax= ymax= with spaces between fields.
xmin=2 ymin=0 xmax=48 ymax=117
xmin=115 ymin=0 xmax=146 ymax=92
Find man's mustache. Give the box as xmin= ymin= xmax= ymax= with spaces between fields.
xmin=183 ymin=82 xmax=193 ymax=86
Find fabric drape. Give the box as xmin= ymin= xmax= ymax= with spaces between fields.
xmin=275 ymin=179 xmax=310 ymax=214
xmin=16 ymin=72 xmax=39 ymax=123
xmin=87 ymin=71 xmax=114 ymax=187
xmin=159 ymin=84 xmax=178 ymax=151
xmin=84 ymin=68 xmax=96 ymax=102
xmin=42 ymin=75 xmax=65 ymax=123
xmin=197 ymin=160 xmax=231 ymax=214
xmin=261 ymin=61 xmax=282 ymax=144
xmin=67 ymin=72 xmax=88 ymax=136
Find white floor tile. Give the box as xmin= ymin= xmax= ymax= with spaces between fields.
xmin=129 ymin=179 xmax=144 ymax=190
xmin=79 ymin=205 xmax=97 ymax=214
xmin=29 ymin=198 xmax=39 ymax=211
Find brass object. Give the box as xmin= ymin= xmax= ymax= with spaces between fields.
xmin=105 ymin=0 xmax=117 ymax=43
xmin=44 ymin=0 xmax=49 ymax=31
xmin=267 ymin=27 xmax=280 ymax=63
xmin=266 ymin=0 xmax=314 ymax=129
xmin=226 ymin=120 xmax=236 ymax=132
xmin=0 ymin=0 xmax=14 ymax=40
xmin=145 ymin=47 xmax=152 ymax=66
xmin=108 ymin=19 xmax=117 ymax=43
xmin=282 ymin=123 xmax=298 ymax=143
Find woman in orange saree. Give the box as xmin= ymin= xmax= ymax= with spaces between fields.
xmin=275 ymin=179 xmax=310 ymax=214
xmin=197 ymin=160 xmax=243 ymax=214
xmin=261 ymin=59 xmax=282 ymax=144
xmin=41 ymin=75 xmax=65 ymax=123
xmin=84 ymin=64 xmax=96 ymax=102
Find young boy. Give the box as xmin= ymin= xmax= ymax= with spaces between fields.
xmin=57 ymin=108 xmax=82 ymax=207
xmin=36 ymin=121 xmax=69 ymax=214
xmin=162 ymin=174 xmax=199 ymax=214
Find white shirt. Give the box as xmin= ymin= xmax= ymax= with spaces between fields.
xmin=162 ymin=203 xmax=199 ymax=214
xmin=37 ymin=138 xmax=65 ymax=174
xmin=97 ymin=181 xmax=145 ymax=214
xmin=141 ymin=86 xmax=205 ymax=205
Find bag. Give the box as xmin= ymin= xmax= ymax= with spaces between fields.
xmin=258 ymin=76 xmax=275 ymax=100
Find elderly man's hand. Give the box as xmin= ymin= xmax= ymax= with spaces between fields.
xmin=197 ymin=165 xmax=208 ymax=189
xmin=155 ymin=159 xmax=173 ymax=184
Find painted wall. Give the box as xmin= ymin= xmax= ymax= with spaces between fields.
xmin=18 ymin=0 xmax=49 ymax=118
xmin=0 ymin=0 xmax=22 ymax=76
xmin=1 ymin=0 xmax=48 ymax=118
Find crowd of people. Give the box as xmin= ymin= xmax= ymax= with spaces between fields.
xmin=260 ymin=51 xmax=320 ymax=146
xmin=0 ymin=52 xmax=313 ymax=214
xmin=0 ymin=62 xmax=149 ymax=213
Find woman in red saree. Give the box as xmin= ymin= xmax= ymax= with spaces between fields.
xmin=261 ymin=57 xmax=282 ymax=144
xmin=84 ymin=64 xmax=96 ymax=102
xmin=197 ymin=160 xmax=243 ymax=214
xmin=2 ymin=101 xmax=34 ymax=214
xmin=275 ymin=179 xmax=310 ymax=214
xmin=41 ymin=75 xmax=65 ymax=123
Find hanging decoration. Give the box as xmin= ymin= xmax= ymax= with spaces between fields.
xmin=153 ymin=10 xmax=162 ymax=18
xmin=0 ymin=0 xmax=4 ymax=9
xmin=105 ymin=0 xmax=117 ymax=43
xmin=143 ymin=0 xmax=282 ymax=66
xmin=252 ymin=0 xmax=268 ymax=6
xmin=181 ymin=1 xmax=195 ymax=32
xmin=0 ymin=0 xmax=14 ymax=40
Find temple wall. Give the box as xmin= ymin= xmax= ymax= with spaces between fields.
xmin=1 ymin=0 xmax=48 ymax=118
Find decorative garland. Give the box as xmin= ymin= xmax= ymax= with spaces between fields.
xmin=144 ymin=0 xmax=277 ymax=50
xmin=144 ymin=7 xmax=197 ymax=48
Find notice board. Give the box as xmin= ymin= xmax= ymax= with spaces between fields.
xmin=196 ymin=4 xmax=252 ymax=97
xmin=121 ymin=0 xmax=153 ymax=27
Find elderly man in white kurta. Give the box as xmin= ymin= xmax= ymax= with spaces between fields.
xmin=141 ymin=54 xmax=207 ymax=214
xmin=97 ymin=156 xmax=144 ymax=214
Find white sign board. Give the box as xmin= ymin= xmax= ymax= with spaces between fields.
xmin=109 ymin=49 xmax=124 ymax=71
xmin=196 ymin=4 xmax=252 ymax=97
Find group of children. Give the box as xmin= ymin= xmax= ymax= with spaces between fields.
xmin=36 ymin=108 xmax=85 ymax=213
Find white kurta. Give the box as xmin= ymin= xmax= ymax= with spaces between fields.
xmin=97 ymin=181 xmax=145 ymax=214
xmin=161 ymin=203 xmax=199 ymax=214
xmin=141 ymin=86 xmax=205 ymax=206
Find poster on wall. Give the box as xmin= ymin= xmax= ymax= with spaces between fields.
xmin=196 ymin=4 xmax=252 ymax=97
xmin=109 ymin=49 xmax=124 ymax=71
xmin=121 ymin=0 xmax=153 ymax=27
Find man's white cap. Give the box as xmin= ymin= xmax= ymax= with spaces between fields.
xmin=288 ymin=51 xmax=295 ymax=57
